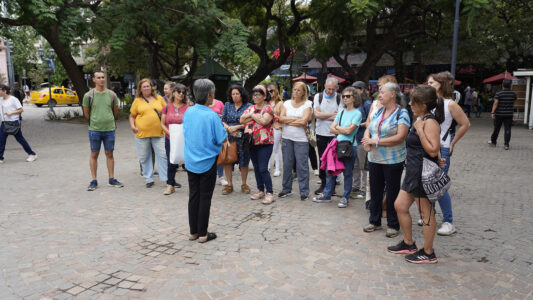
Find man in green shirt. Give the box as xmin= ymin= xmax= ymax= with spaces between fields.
xmin=82 ymin=70 xmax=123 ymax=190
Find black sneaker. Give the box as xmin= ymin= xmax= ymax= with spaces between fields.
xmin=278 ymin=191 xmax=292 ymax=198
xmin=174 ymin=182 xmax=182 ymax=188
xmin=87 ymin=180 xmax=98 ymax=191
xmin=387 ymin=240 xmax=417 ymax=254
xmin=146 ymin=182 xmax=155 ymax=188
xmin=300 ymin=195 xmax=309 ymax=201
xmin=405 ymin=248 xmax=438 ymax=264
xmin=108 ymin=178 xmax=124 ymax=188
xmin=314 ymin=186 xmax=324 ymax=195
xmin=504 ymin=145 xmax=509 ymax=150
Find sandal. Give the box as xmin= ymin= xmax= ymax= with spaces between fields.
xmin=221 ymin=185 xmax=233 ymax=195
xmin=198 ymin=232 xmax=217 ymax=243
xmin=241 ymin=184 xmax=251 ymax=194
xmin=188 ymin=234 xmax=198 ymax=241
xmin=251 ymin=191 xmax=265 ymax=200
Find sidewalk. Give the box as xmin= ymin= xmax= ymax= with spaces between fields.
xmin=0 ymin=106 xmax=532 ymax=299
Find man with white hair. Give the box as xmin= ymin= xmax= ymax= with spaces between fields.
xmin=312 ymin=77 xmax=342 ymax=197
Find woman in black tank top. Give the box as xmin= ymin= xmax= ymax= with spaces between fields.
xmin=386 ymin=85 xmax=445 ymax=264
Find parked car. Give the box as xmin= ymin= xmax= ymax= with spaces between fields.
xmin=30 ymin=86 xmax=79 ymax=107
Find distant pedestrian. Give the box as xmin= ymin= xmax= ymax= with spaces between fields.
xmin=183 ymin=79 xmax=227 ymax=243
xmin=82 ymin=71 xmax=122 ymax=191
xmin=13 ymin=82 xmax=24 ymax=106
xmin=489 ymin=79 xmax=516 ymax=150
xmin=351 ymin=81 xmax=372 ymax=199
xmin=0 ymin=84 xmax=37 ymax=164
xmin=464 ymin=86 xmax=473 ymax=118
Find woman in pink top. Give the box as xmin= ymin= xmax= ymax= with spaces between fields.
xmin=161 ymin=84 xmax=189 ymax=195
xmin=209 ymin=98 xmax=227 ymax=185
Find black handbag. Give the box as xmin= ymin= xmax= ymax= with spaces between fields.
xmin=241 ymin=132 xmax=253 ymax=152
xmin=335 ymin=110 xmax=355 ymax=161
xmin=2 ymin=121 xmax=21 ymax=135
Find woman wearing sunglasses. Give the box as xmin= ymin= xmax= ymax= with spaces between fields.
xmin=161 ymin=84 xmax=189 ymax=195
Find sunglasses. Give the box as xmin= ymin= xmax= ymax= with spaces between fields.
xmin=342 ymin=94 xmax=354 ymax=99
xmin=174 ymin=90 xmax=186 ymax=95
xmin=268 ymin=89 xmax=276 ymax=93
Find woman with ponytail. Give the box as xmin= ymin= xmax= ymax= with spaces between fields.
xmin=419 ymin=72 xmax=470 ymax=236
xmin=387 ymin=85 xmax=443 ymax=264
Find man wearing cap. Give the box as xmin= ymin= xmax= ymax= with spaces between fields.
xmin=351 ymin=81 xmax=372 ymax=199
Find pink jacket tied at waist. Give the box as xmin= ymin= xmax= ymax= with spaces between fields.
xmin=320 ymin=138 xmax=345 ymax=176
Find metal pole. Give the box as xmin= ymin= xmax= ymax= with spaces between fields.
xmin=48 ymin=72 xmax=53 ymax=113
xmin=450 ymin=0 xmax=461 ymax=90
xmin=5 ymin=39 xmax=15 ymax=93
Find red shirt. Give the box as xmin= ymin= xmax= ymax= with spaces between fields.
xmin=244 ymin=104 xmax=274 ymax=145
xmin=162 ymin=103 xmax=188 ymax=138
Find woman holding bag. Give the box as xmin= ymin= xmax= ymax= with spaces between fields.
xmin=161 ymin=84 xmax=189 ymax=195
xmin=240 ymin=85 xmax=275 ymax=204
xmin=387 ymin=85 xmax=444 ymax=264
xmin=313 ymin=87 xmax=362 ymax=208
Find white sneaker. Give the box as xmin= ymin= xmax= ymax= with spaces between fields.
xmin=273 ymin=170 xmax=281 ymax=177
xmin=26 ymin=154 xmax=37 ymax=162
xmin=0 ymin=159 xmax=4 ymax=164
xmin=218 ymin=177 xmax=228 ymax=186
xmin=314 ymin=169 xmax=319 ymax=176
xmin=437 ymin=222 xmax=456 ymax=236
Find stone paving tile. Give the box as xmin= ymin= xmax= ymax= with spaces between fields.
xmin=1 ymin=109 xmax=532 ymax=298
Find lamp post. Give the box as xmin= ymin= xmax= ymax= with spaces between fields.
xmin=38 ymin=48 xmax=56 ymax=113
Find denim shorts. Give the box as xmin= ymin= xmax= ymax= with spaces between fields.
xmin=89 ymin=130 xmax=115 ymax=152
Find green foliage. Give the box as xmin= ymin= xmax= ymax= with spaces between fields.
xmin=62 ymin=110 xmax=72 ymax=119
xmin=46 ymin=111 xmax=61 ymax=121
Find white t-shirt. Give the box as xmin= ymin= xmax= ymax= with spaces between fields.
xmin=313 ymin=92 xmax=341 ymax=136
xmin=0 ymin=96 xmax=22 ymax=122
xmin=282 ymin=99 xmax=312 ymax=142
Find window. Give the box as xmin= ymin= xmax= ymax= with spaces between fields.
xmin=54 ymin=89 xmax=64 ymax=94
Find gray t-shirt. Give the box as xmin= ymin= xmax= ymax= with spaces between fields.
xmin=313 ymin=92 xmax=342 ymax=137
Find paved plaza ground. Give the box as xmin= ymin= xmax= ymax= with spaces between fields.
xmin=1 ymin=105 xmax=532 ymax=299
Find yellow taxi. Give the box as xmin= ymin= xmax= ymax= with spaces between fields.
xmin=30 ymin=86 xmax=80 ymax=107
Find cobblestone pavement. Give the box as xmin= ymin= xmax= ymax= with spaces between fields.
xmin=1 ymin=106 xmax=532 ymax=299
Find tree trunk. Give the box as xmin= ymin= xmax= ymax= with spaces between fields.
xmin=41 ymin=26 xmax=88 ymax=103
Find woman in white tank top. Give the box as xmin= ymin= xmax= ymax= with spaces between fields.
xmin=425 ymin=72 xmax=470 ymax=236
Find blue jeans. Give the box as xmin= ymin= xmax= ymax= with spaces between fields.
xmin=437 ymin=147 xmax=453 ymax=223
xmin=135 ymin=136 xmax=168 ymax=183
xmin=89 ymin=130 xmax=115 ymax=152
xmin=217 ymin=165 xmax=224 ymax=178
xmin=250 ymin=144 xmax=274 ymax=193
xmin=324 ymin=146 xmax=356 ymax=199
xmin=281 ymin=139 xmax=310 ymax=196
xmin=164 ymin=137 xmax=179 ymax=186
xmin=0 ymin=121 xmax=36 ymax=160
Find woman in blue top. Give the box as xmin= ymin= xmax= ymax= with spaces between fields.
xmin=362 ymin=82 xmax=410 ymax=238
xmin=313 ymin=87 xmax=362 ymax=208
xmin=183 ymin=79 xmax=227 ymax=243
xmin=221 ymin=85 xmax=252 ymax=195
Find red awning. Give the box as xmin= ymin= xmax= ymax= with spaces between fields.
xmin=482 ymin=72 xmax=517 ymax=84
xmin=292 ymin=73 xmax=317 ymax=82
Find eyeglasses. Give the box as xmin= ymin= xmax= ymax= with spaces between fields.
xmin=268 ymin=89 xmax=275 ymax=94
xmin=342 ymin=94 xmax=353 ymax=99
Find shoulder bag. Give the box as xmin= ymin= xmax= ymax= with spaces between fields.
xmin=2 ymin=121 xmax=21 ymax=135
xmin=217 ymin=138 xmax=238 ymax=166
xmin=336 ymin=110 xmax=355 ymax=161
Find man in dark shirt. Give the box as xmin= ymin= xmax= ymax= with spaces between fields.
xmin=489 ymin=79 xmax=516 ymax=150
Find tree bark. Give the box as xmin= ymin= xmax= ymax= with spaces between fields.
xmin=41 ymin=25 xmax=88 ymax=103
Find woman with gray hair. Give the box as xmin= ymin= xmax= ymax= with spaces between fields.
xmin=362 ymin=81 xmax=410 ymax=238
xmin=183 ymin=79 xmax=227 ymax=243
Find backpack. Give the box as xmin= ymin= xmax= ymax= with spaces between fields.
xmin=318 ymin=92 xmax=341 ymax=107
xmin=88 ymin=89 xmax=118 ymax=126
